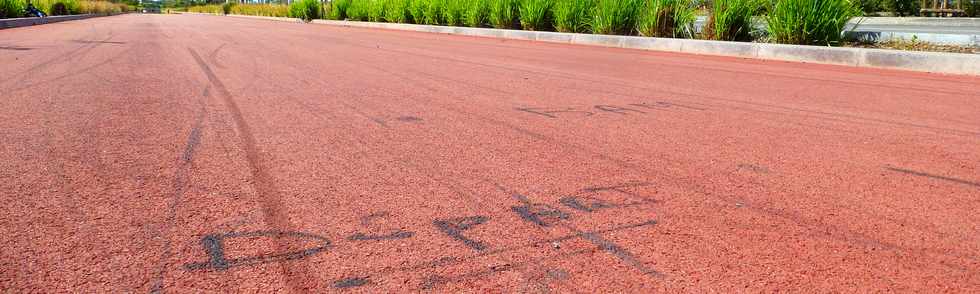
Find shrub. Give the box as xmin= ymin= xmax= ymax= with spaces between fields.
xmin=1 ymin=0 xmax=25 ymax=18
xmin=408 ymin=0 xmax=427 ymax=23
xmin=423 ymin=0 xmax=444 ymax=24
xmin=965 ymin=0 xmax=979 ymax=17
xmin=329 ymin=0 xmax=352 ymax=19
xmin=188 ymin=4 xmax=222 ymax=14
xmin=590 ymin=0 xmax=641 ymax=35
xmin=855 ymin=0 xmax=881 ymax=14
xmin=231 ymin=4 xmax=289 ymax=17
xmin=221 ymin=2 xmax=234 ymax=15
xmin=347 ymin=0 xmax=371 ymax=20
xmin=704 ymin=0 xmax=760 ymax=41
xmin=553 ymin=0 xmax=592 ymax=33
xmin=78 ymin=1 xmax=129 ymax=14
xmin=289 ymin=0 xmax=322 ymax=21
xmin=443 ymin=0 xmax=466 ymax=26
xmin=767 ymin=0 xmax=860 ymax=45
xmin=637 ymin=0 xmax=696 ymax=38
xmin=45 ymin=0 xmax=79 ymax=15
xmin=384 ymin=0 xmax=410 ymax=22
xmin=882 ymin=0 xmax=917 ymax=16
xmin=367 ymin=0 xmax=386 ymax=22
xmin=489 ymin=0 xmax=517 ymax=28
xmin=463 ymin=0 xmax=490 ymax=27
xmin=518 ymin=0 xmax=553 ymax=30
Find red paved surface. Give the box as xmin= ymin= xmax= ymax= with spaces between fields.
xmin=1 ymin=13 xmax=979 ymax=292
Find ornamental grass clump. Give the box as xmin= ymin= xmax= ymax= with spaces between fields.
xmin=518 ymin=0 xmax=553 ymax=31
xmin=423 ymin=0 xmax=444 ymax=24
xmin=489 ymin=0 xmax=517 ymax=28
xmin=1 ymin=0 xmax=25 ymax=18
xmin=463 ymin=0 xmax=490 ymax=27
xmin=384 ymin=0 xmax=411 ymax=22
xmin=443 ymin=0 xmax=466 ymax=26
xmin=590 ymin=0 xmax=641 ymax=35
xmin=367 ymin=0 xmax=386 ymax=22
xmin=636 ymin=0 xmax=695 ymax=38
xmin=288 ymin=0 xmax=322 ymax=21
xmin=553 ymin=0 xmax=593 ymax=33
xmin=705 ymin=0 xmax=761 ymax=41
xmin=408 ymin=0 xmax=427 ymax=23
xmin=347 ymin=0 xmax=371 ymax=20
xmin=767 ymin=0 xmax=861 ymax=45
xmin=328 ymin=0 xmax=352 ymax=20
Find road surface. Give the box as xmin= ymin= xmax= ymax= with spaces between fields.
xmin=1 ymin=13 xmax=979 ymax=292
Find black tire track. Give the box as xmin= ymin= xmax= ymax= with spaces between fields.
xmin=185 ymin=47 xmax=316 ymax=292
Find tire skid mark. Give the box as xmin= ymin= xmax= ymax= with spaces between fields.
xmin=187 ymin=47 xmax=317 ymax=292
xmin=0 ymin=26 xmax=114 ymax=86
xmin=149 ymin=86 xmax=208 ymax=293
xmin=885 ymin=166 xmax=980 ymax=188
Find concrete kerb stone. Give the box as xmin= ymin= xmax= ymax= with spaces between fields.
xmin=0 ymin=14 xmax=102 ymax=29
xmin=222 ymin=13 xmax=979 ymax=75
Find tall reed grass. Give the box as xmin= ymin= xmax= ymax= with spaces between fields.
xmin=552 ymin=0 xmax=592 ymax=33
xmin=591 ymin=0 xmax=641 ymax=35
xmin=636 ymin=0 xmax=695 ymax=38
xmin=463 ymin=0 xmax=490 ymax=27
xmin=519 ymin=0 xmax=553 ymax=30
xmin=767 ymin=0 xmax=860 ymax=45
xmin=1 ymin=0 xmax=25 ymax=18
xmin=489 ymin=0 xmax=517 ymax=28
xmin=704 ymin=0 xmax=760 ymax=41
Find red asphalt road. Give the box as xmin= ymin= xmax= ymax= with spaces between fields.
xmin=1 ymin=13 xmax=979 ymax=292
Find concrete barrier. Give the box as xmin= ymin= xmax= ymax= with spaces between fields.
xmin=0 ymin=14 xmax=110 ymax=30
xmin=211 ymin=14 xmax=980 ymax=76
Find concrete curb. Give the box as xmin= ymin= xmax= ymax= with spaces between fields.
xmin=0 ymin=13 xmax=122 ymax=30
xmin=206 ymin=13 xmax=980 ymax=76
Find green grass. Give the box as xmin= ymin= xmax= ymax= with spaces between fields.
xmin=636 ymin=0 xmax=695 ymax=38
xmin=347 ymin=0 xmax=371 ymax=20
xmin=518 ymin=0 xmax=553 ymax=30
xmin=463 ymin=0 xmax=490 ymax=27
xmin=289 ymin=0 xmax=322 ymax=21
xmin=489 ymin=0 xmax=518 ymax=28
xmin=423 ymin=0 xmax=445 ymax=24
xmin=590 ymin=0 xmax=641 ymax=35
xmin=230 ymin=4 xmax=288 ymax=17
xmin=705 ymin=0 xmax=760 ymax=41
xmin=328 ymin=0 xmax=352 ymax=20
xmin=409 ymin=0 xmax=428 ymax=23
xmin=384 ymin=0 xmax=411 ymax=22
xmin=1 ymin=0 xmax=25 ymax=18
xmin=767 ymin=0 xmax=861 ymax=45
xmin=443 ymin=0 xmax=466 ymax=26
xmin=367 ymin=0 xmax=386 ymax=22
xmin=553 ymin=0 xmax=592 ymax=33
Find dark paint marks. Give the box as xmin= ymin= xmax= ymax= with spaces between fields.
xmin=512 ymin=204 xmax=570 ymax=227
xmin=334 ymin=277 xmax=370 ymax=288
xmin=630 ymin=101 xmax=707 ymax=111
xmin=348 ymin=231 xmax=414 ymax=241
xmin=433 ymin=216 xmax=490 ymax=251
xmin=594 ymin=105 xmax=645 ymax=115
xmin=516 ymin=107 xmax=594 ymax=118
xmin=546 ymin=268 xmax=571 ymax=280
xmin=559 ymin=196 xmax=614 ymax=213
xmin=738 ymin=163 xmax=770 ymax=174
xmin=183 ymin=231 xmax=331 ymax=271
xmin=885 ymin=166 xmax=980 ymax=188
xmin=573 ymin=227 xmax=663 ymax=277
xmin=0 ymin=46 xmax=33 ymax=51
xmin=71 ymin=40 xmax=126 ymax=44
xmin=396 ymin=116 xmax=422 ymax=122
